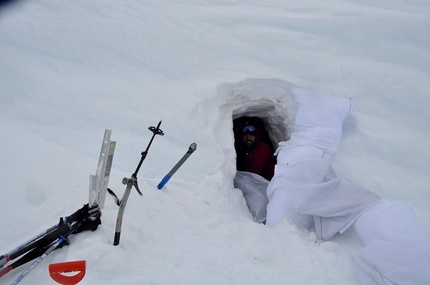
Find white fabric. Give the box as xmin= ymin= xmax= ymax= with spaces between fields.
xmin=234 ymin=171 xmax=269 ymax=224
xmin=267 ymin=87 xmax=379 ymax=241
xmin=267 ymin=159 xmax=380 ymax=241
xmin=352 ymin=200 xmax=430 ymax=285
xmin=266 ymin=87 xmax=430 ymax=284
xmin=287 ymin=87 xmax=353 ymax=156
xmin=266 ymin=188 xmax=313 ymax=228
xmin=350 ymin=256 xmax=395 ymax=285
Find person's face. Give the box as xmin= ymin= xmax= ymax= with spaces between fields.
xmin=242 ymin=133 xmax=255 ymax=147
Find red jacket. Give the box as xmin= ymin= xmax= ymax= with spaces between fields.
xmin=238 ymin=141 xmax=275 ymax=181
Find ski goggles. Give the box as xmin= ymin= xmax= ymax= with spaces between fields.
xmin=242 ymin=125 xmax=256 ymax=134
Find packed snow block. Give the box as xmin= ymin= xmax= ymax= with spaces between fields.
xmin=267 ymin=88 xmax=379 ymax=241
xmin=352 ymin=200 xmax=430 ymax=285
xmin=234 ymin=171 xmax=269 ymax=224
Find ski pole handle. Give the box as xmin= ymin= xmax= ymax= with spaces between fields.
xmin=132 ymin=121 xmax=164 ymax=178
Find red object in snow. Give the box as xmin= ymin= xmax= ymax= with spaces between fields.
xmin=48 ymin=260 xmax=86 ymax=285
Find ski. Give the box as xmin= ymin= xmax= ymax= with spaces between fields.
xmin=0 ymin=225 xmax=65 ymax=277
xmin=2 ymin=130 xmax=109 ymax=283
xmin=89 ymin=129 xmax=116 ymax=208
xmin=157 ymin=142 xmax=197 ymax=190
xmin=113 ymin=121 xmax=164 ymax=246
xmin=10 ymin=225 xmax=76 ymax=285
xmin=0 ymin=225 xmax=58 ymax=269
xmin=0 ymin=204 xmax=101 ymax=280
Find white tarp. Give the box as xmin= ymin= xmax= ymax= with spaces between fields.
xmin=266 ymin=87 xmax=430 ymax=284
xmin=352 ymin=200 xmax=430 ymax=285
xmin=267 ymin=159 xmax=380 ymax=241
xmin=266 ymin=87 xmax=380 ymax=240
xmin=234 ymin=171 xmax=269 ymax=224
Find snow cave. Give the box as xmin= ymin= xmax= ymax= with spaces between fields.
xmin=214 ymin=78 xmax=296 ymax=224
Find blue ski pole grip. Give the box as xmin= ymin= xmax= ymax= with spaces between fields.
xmin=157 ymin=175 xmax=171 ymax=190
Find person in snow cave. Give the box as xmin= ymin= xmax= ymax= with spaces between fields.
xmin=266 ymin=87 xmax=430 ymax=285
xmin=236 ymin=124 xmax=275 ymax=181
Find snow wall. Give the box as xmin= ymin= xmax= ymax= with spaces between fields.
xmin=193 ymin=78 xmax=297 ymax=195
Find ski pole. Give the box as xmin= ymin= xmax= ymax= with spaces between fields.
xmin=9 ymin=223 xmax=76 ymax=285
xmin=113 ymin=121 xmax=164 ymax=246
xmin=132 ymin=121 xmax=164 ymax=179
xmin=0 ymin=225 xmax=58 ymax=268
xmin=0 ymin=217 xmax=81 ymax=279
xmin=10 ymin=238 xmax=65 ymax=285
xmin=8 ymin=206 xmax=93 ymax=285
xmin=1 ymin=204 xmax=100 ymax=279
xmin=1 ymin=240 xmax=55 ymax=278
xmin=157 ymin=142 xmax=197 ymax=190
xmin=1 ymin=209 xmax=80 ymax=274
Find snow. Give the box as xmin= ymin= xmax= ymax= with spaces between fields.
xmin=1 ymin=0 xmax=430 ymax=284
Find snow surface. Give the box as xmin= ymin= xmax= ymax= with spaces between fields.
xmin=1 ymin=0 xmax=430 ymax=284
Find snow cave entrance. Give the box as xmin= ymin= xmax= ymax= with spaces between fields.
xmin=225 ymin=79 xmax=297 ymax=170
xmin=231 ymin=102 xmax=291 ymax=224
xmin=215 ymin=78 xmax=296 ymax=223
xmin=232 ymin=103 xmax=291 ymax=152
xmin=233 ymin=116 xmax=276 ymax=155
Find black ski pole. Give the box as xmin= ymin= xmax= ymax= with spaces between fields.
xmin=10 ymin=238 xmax=67 ymax=285
xmin=157 ymin=142 xmax=197 ymax=190
xmin=1 ymin=204 xmax=100 ymax=279
xmin=132 ymin=121 xmax=164 ymax=179
xmin=0 ymin=203 xmax=98 ymax=276
xmin=10 ymin=221 xmax=81 ymax=285
xmin=0 ymin=225 xmax=57 ymax=269
xmin=3 ymin=223 xmax=72 ymax=281
xmin=113 ymin=121 xmax=164 ymax=246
